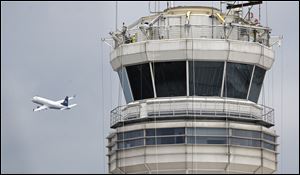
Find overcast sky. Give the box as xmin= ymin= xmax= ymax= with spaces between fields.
xmin=1 ymin=1 xmax=299 ymax=174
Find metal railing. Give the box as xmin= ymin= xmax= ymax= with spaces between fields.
xmin=110 ymin=98 xmax=274 ymax=127
xmin=114 ymin=24 xmax=270 ymax=48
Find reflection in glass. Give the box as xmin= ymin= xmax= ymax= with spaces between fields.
xmin=187 ymin=128 xmax=227 ymax=136
xmin=248 ymin=66 xmax=266 ymax=103
xmin=117 ymin=130 xmax=144 ymax=140
xmin=118 ymin=139 xmax=144 ymax=149
xmin=187 ymin=136 xmax=227 ymax=144
xmin=189 ymin=61 xmax=224 ymax=96
xmin=232 ymin=129 xmax=261 ymax=138
xmin=263 ymin=141 xmax=276 ymax=151
xmin=230 ymin=138 xmax=261 ymax=147
xmin=146 ymin=136 xmax=185 ymax=145
xmin=146 ymin=128 xmax=185 ymax=136
xmin=224 ymin=62 xmax=253 ymax=99
xmin=153 ymin=61 xmax=186 ymax=97
xmin=263 ymin=133 xmax=276 ymax=142
xmin=117 ymin=68 xmax=134 ymax=103
xmin=126 ymin=63 xmax=154 ymax=100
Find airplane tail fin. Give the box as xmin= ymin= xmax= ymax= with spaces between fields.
xmin=61 ymin=96 xmax=69 ymax=106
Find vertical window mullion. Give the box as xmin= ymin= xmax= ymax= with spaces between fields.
xmin=125 ymin=68 xmax=134 ymax=102
xmin=221 ymin=61 xmax=227 ymax=97
xmin=186 ymin=60 xmax=189 ymax=96
xmin=149 ymin=62 xmax=157 ymax=98
xmin=247 ymin=65 xmax=256 ymax=100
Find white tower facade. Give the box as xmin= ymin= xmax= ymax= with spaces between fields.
xmin=107 ymin=5 xmax=277 ymax=174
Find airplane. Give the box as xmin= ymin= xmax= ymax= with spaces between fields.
xmin=32 ymin=95 xmax=77 ymax=112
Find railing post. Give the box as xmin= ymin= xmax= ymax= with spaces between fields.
xmin=238 ymin=102 xmax=241 ymax=119
xmin=172 ymin=100 xmax=174 ymax=117
xmin=272 ymin=109 xmax=275 ymax=124
xmin=215 ymin=101 xmax=217 ymax=117
xmin=186 ymin=98 xmax=188 ymax=116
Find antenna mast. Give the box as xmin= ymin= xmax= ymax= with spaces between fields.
xmin=115 ymin=1 xmax=118 ymax=31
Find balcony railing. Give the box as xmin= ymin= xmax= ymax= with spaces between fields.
xmin=114 ymin=24 xmax=270 ymax=48
xmin=110 ymin=98 xmax=274 ymax=128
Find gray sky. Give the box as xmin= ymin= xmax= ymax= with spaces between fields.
xmin=1 ymin=1 xmax=299 ymax=174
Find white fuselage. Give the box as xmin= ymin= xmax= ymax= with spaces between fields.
xmin=32 ymin=96 xmax=65 ymax=109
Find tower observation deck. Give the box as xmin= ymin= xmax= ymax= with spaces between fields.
xmin=106 ymin=4 xmax=277 ymax=174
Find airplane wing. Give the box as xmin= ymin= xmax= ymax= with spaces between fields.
xmin=33 ymin=105 xmax=49 ymax=112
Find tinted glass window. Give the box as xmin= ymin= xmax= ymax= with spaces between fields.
xmin=224 ymin=63 xmax=253 ymax=99
xmin=230 ymin=138 xmax=261 ymax=147
xmin=187 ymin=128 xmax=227 ymax=136
xmin=126 ymin=63 xmax=154 ymax=100
xmin=187 ymin=136 xmax=227 ymax=144
xmin=153 ymin=61 xmax=186 ymax=97
xmin=117 ymin=130 xmax=144 ymax=140
xmin=263 ymin=141 xmax=276 ymax=151
xmin=117 ymin=68 xmax=134 ymax=103
xmin=189 ymin=61 xmax=224 ymax=96
xmin=146 ymin=129 xmax=155 ymax=136
xmin=118 ymin=138 xmax=144 ymax=149
xmin=263 ymin=133 xmax=276 ymax=142
xmin=231 ymin=129 xmax=261 ymax=139
xmin=146 ymin=136 xmax=185 ymax=145
xmin=248 ymin=66 xmax=266 ymax=103
xmin=146 ymin=128 xmax=185 ymax=136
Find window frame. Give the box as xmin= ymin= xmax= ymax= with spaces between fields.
xmin=126 ymin=63 xmax=155 ymax=101
xmin=188 ymin=61 xmax=224 ymax=97
xmin=223 ymin=62 xmax=254 ymax=99
xmin=153 ymin=61 xmax=187 ymax=97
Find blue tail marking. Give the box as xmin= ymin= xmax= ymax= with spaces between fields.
xmin=61 ymin=96 xmax=68 ymax=106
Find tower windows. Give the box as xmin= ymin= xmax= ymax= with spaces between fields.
xmin=248 ymin=66 xmax=266 ymax=103
xmin=119 ymin=61 xmax=266 ymax=103
xmin=117 ymin=68 xmax=134 ymax=103
xmin=223 ymin=62 xmax=253 ymax=99
xmin=187 ymin=136 xmax=228 ymax=144
xmin=146 ymin=128 xmax=185 ymax=136
xmin=146 ymin=136 xmax=185 ymax=145
xmin=116 ymin=128 xmax=276 ymax=151
xmin=230 ymin=137 xmax=261 ymax=147
xmin=153 ymin=61 xmax=187 ymax=97
xmin=189 ymin=61 xmax=224 ymax=96
xmin=231 ymin=129 xmax=261 ymax=139
xmin=126 ymin=63 xmax=154 ymax=101
xmin=187 ymin=128 xmax=227 ymax=136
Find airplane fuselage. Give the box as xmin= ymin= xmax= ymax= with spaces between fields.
xmin=32 ymin=96 xmax=65 ymax=109
xmin=32 ymin=95 xmax=77 ymax=112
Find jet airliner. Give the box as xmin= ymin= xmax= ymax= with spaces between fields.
xmin=32 ymin=95 xmax=77 ymax=112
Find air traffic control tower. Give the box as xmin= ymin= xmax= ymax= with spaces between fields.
xmin=106 ymin=2 xmax=277 ymax=174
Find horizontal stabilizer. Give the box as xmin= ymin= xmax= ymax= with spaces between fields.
xmin=68 ymin=104 xmax=77 ymax=108
xmin=68 ymin=95 xmax=76 ymax=100
xmin=60 ymin=104 xmax=77 ymax=110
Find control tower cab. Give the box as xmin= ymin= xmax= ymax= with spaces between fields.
xmin=107 ymin=4 xmax=277 ymax=174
